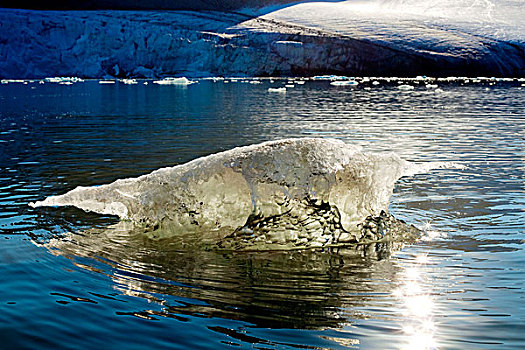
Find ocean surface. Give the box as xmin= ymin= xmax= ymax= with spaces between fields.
xmin=0 ymin=78 xmax=524 ymax=349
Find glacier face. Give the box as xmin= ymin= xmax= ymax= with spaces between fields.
xmin=1 ymin=0 xmax=524 ymax=79
xmin=32 ymin=138 xmax=444 ymax=250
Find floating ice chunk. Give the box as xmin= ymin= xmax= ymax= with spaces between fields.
xmin=268 ymin=87 xmax=287 ymax=93
xmin=30 ymin=138 xmax=458 ymax=250
xmin=59 ymin=81 xmax=73 ymax=85
xmin=313 ymin=75 xmax=349 ymax=81
xmin=425 ymin=84 xmax=438 ymax=89
xmin=2 ymin=79 xmax=26 ymax=84
xmin=45 ymin=77 xmax=84 ymax=83
xmin=285 ymin=84 xmax=295 ymax=88
xmin=99 ymin=80 xmax=116 ymax=84
xmin=398 ymin=85 xmax=414 ymax=90
xmin=330 ymin=80 xmax=359 ymax=86
xmin=121 ymin=79 xmax=138 ymax=85
xmin=249 ymin=80 xmax=262 ymax=84
xmin=296 ymin=81 xmax=305 ymax=85
xmin=372 ymin=81 xmax=380 ymax=85
xmin=153 ymin=77 xmax=195 ymax=85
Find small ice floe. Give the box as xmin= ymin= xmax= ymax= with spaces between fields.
xmin=434 ymin=88 xmax=444 ymax=93
xmin=121 ymin=79 xmax=138 ymax=85
xmin=268 ymin=87 xmax=287 ymax=93
xmin=425 ymin=84 xmax=439 ymax=89
xmin=313 ymin=75 xmax=349 ymax=81
xmin=153 ymin=77 xmax=195 ymax=85
xmin=296 ymin=80 xmax=305 ymax=85
xmin=397 ymin=84 xmax=414 ymax=90
xmin=372 ymin=81 xmax=380 ymax=85
xmin=364 ymin=87 xmax=371 ymax=90
xmin=203 ymin=77 xmax=224 ymax=83
xmin=143 ymin=82 xmax=149 ymax=85
xmin=45 ymin=77 xmax=84 ymax=84
xmin=59 ymin=81 xmax=73 ymax=85
xmin=99 ymin=80 xmax=116 ymax=84
xmin=1 ymin=79 xmax=26 ymax=84
xmin=285 ymin=84 xmax=295 ymax=88
xmin=250 ymin=80 xmax=262 ymax=84
xmin=330 ymin=80 xmax=359 ymax=86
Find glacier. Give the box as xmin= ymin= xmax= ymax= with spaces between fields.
xmin=31 ymin=138 xmax=453 ymax=250
xmin=1 ymin=0 xmax=524 ymax=78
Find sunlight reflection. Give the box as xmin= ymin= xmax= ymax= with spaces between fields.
xmin=395 ymin=253 xmax=438 ymax=350
xmin=420 ymin=221 xmax=448 ymax=241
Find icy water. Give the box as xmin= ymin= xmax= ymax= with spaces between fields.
xmin=0 ymin=79 xmax=524 ymax=349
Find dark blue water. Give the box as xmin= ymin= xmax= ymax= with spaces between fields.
xmin=1 ymin=79 xmax=524 ymax=349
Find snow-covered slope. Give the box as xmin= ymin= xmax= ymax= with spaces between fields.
xmin=0 ymin=0 xmax=523 ymax=78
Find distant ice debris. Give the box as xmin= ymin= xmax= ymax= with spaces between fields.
xmin=1 ymin=79 xmax=25 ymax=84
xmin=121 ymin=79 xmax=138 ymax=85
xmin=397 ymin=85 xmax=415 ymax=90
xmin=426 ymin=84 xmax=439 ymax=89
xmin=99 ymin=80 xmax=116 ymax=84
xmin=330 ymin=80 xmax=359 ymax=86
xmin=153 ymin=77 xmax=195 ymax=85
xmin=285 ymin=84 xmax=295 ymax=88
xmin=45 ymin=77 xmax=84 ymax=83
xmin=313 ymin=75 xmax=349 ymax=81
xmin=268 ymin=87 xmax=286 ymax=93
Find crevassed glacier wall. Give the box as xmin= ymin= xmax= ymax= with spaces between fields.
xmin=0 ymin=4 xmax=523 ymax=78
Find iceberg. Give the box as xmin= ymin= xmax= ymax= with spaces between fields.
xmin=31 ymin=138 xmax=454 ymax=250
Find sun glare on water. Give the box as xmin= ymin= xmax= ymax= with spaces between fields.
xmin=394 ymin=254 xmax=439 ymax=350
